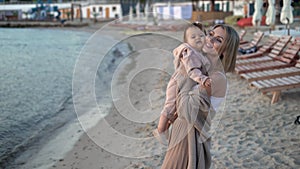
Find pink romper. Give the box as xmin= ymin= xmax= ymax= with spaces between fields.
xmin=161 ymin=43 xmax=211 ymax=122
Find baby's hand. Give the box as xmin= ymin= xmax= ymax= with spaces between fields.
xmin=204 ymin=78 xmax=211 ymax=87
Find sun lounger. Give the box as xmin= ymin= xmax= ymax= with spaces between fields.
xmin=250 ymin=74 xmax=300 ymax=103
xmin=296 ymin=58 xmax=300 ymax=68
xmin=235 ymin=61 xmax=294 ymax=74
xmin=240 ymin=67 xmax=300 ymax=82
xmin=248 ymin=57 xmax=300 ymax=103
xmin=238 ymin=38 xmax=300 ymax=104
xmin=255 ymin=35 xmax=280 ymax=51
xmin=236 ymin=35 xmax=291 ymax=60
xmin=238 ymin=31 xmax=264 ymax=53
xmin=239 ymin=30 xmax=248 ymax=44
xmin=235 ymin=41 xmax=300 ymax=74
xmin=236 ymin=38 xmax=296 ymax=65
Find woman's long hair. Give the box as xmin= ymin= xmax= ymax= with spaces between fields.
xmin=212 ymin=24 xmax=240 ymax=72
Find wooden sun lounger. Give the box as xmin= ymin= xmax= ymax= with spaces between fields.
xmin=240 ymin=67 xmax=300 ymax=82
xmin=296 ymin=59 xmax=300 ymax=68
xmin=239 ymin=31 xmax=264 ymax=50
xmin=255 ymin=35 xmax=280 ymax=51
xmin=236 ymin=40 xmax=298 ymax=65
xmin=250 ymin=74 xmax=300 ymax=103
xmin=239 ymin=30 xmax=248 ymax=44
xmin=237 ymin=56 xmax=276 ymax=65
xmin=236 ymin=35 xmax=291 ymax=60
xmin=235 ymin=41 xmax=300 ymax=74
xmin=235 ymin=61 xmax=295 ymax=74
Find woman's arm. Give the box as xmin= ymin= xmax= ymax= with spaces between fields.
xmin=176 ymin=76 xmax=211 ymax=124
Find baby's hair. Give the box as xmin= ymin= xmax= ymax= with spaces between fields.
xmin=183 ymin=22 xmax=206 ymax=43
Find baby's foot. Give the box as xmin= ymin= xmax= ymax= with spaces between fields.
xmin=153 ymin=129 xmax=169 ymax=146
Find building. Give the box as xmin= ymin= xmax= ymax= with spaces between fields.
xmin=0 ymin=0 xmax=122 ymax=21
xmin=73 ymin=0 xmax=121 ymax=19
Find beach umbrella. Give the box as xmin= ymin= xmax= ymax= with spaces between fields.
xmin=280 ymin=0 xmax=294 ymax=35
xmin=266 ymin=0 xmax=276 ymax=25
xmin=266 ymin=0 xmax=276 ymax=33
xmin=136 ymin=1 xmax=140 ymax=19
xmin=129 ymin=6 xmax=133 ymax=21
xmin=144 ymin=0 xmax=149 ymax=21
xmin=280 ymin=0 xmax=294 ymax=24
xmin=252 ymin=0 xmax=263 ymax=27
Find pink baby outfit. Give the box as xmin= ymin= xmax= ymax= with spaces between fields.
xmin=161 ymin=43 xmax=211 ymax=122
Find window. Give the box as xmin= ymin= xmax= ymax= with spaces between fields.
xmin=93 ymin=7 xmax=96 ymax=12
xmin=112 ymin=6 xmax=116 ymax=12
xmin=99 ymin=7 xmax=103 ymax=12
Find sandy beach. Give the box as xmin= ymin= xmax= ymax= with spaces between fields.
xmin=8 ymin=21 xmax=300 ymax=169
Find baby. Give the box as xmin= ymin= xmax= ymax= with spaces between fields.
xmin=154 ymin=22 xmax=212 ymax=145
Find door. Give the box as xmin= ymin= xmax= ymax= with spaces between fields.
xmin=105 ymin=7 xmax=109 ymax=18
xmin=87 ymin=8 xmax=90 ymax=19
xmin=76 ymin=8 xmax=80 ymax=18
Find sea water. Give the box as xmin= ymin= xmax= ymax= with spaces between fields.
xmin=0 ymin=27 xmax=135 ymax=167
xmin=0 ymin=28 xmax=92 ymax=166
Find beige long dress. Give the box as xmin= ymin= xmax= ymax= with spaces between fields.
xmin=161 ymin=62 xmax=213 ymax=169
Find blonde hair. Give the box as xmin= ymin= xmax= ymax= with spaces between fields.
xmin=212 ymin=24 xmax=240 ymax=72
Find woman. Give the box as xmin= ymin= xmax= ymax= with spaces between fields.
xmin=161 ymin=24 xmax=240 ymax=169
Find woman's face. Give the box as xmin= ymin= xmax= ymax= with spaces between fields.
xmin=203 ymin=26 xmax=226 ymax=54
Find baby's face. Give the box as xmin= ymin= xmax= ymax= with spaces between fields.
xmin=185 ymin=27 xmax=205 ymax=52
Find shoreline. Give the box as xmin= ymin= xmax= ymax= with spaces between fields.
xmin=0 ymin=18 xmax=116 ymax=28
xmin=0 ymin=20 xmax=88 ymax=28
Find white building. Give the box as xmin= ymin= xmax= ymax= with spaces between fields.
xmin=0 ymin=0 xmax=122 ymax=20
xmin=152 ymin=1 xmax=239 ymax=20
xmin=80 ymin=3 xmax=121 ymax=19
